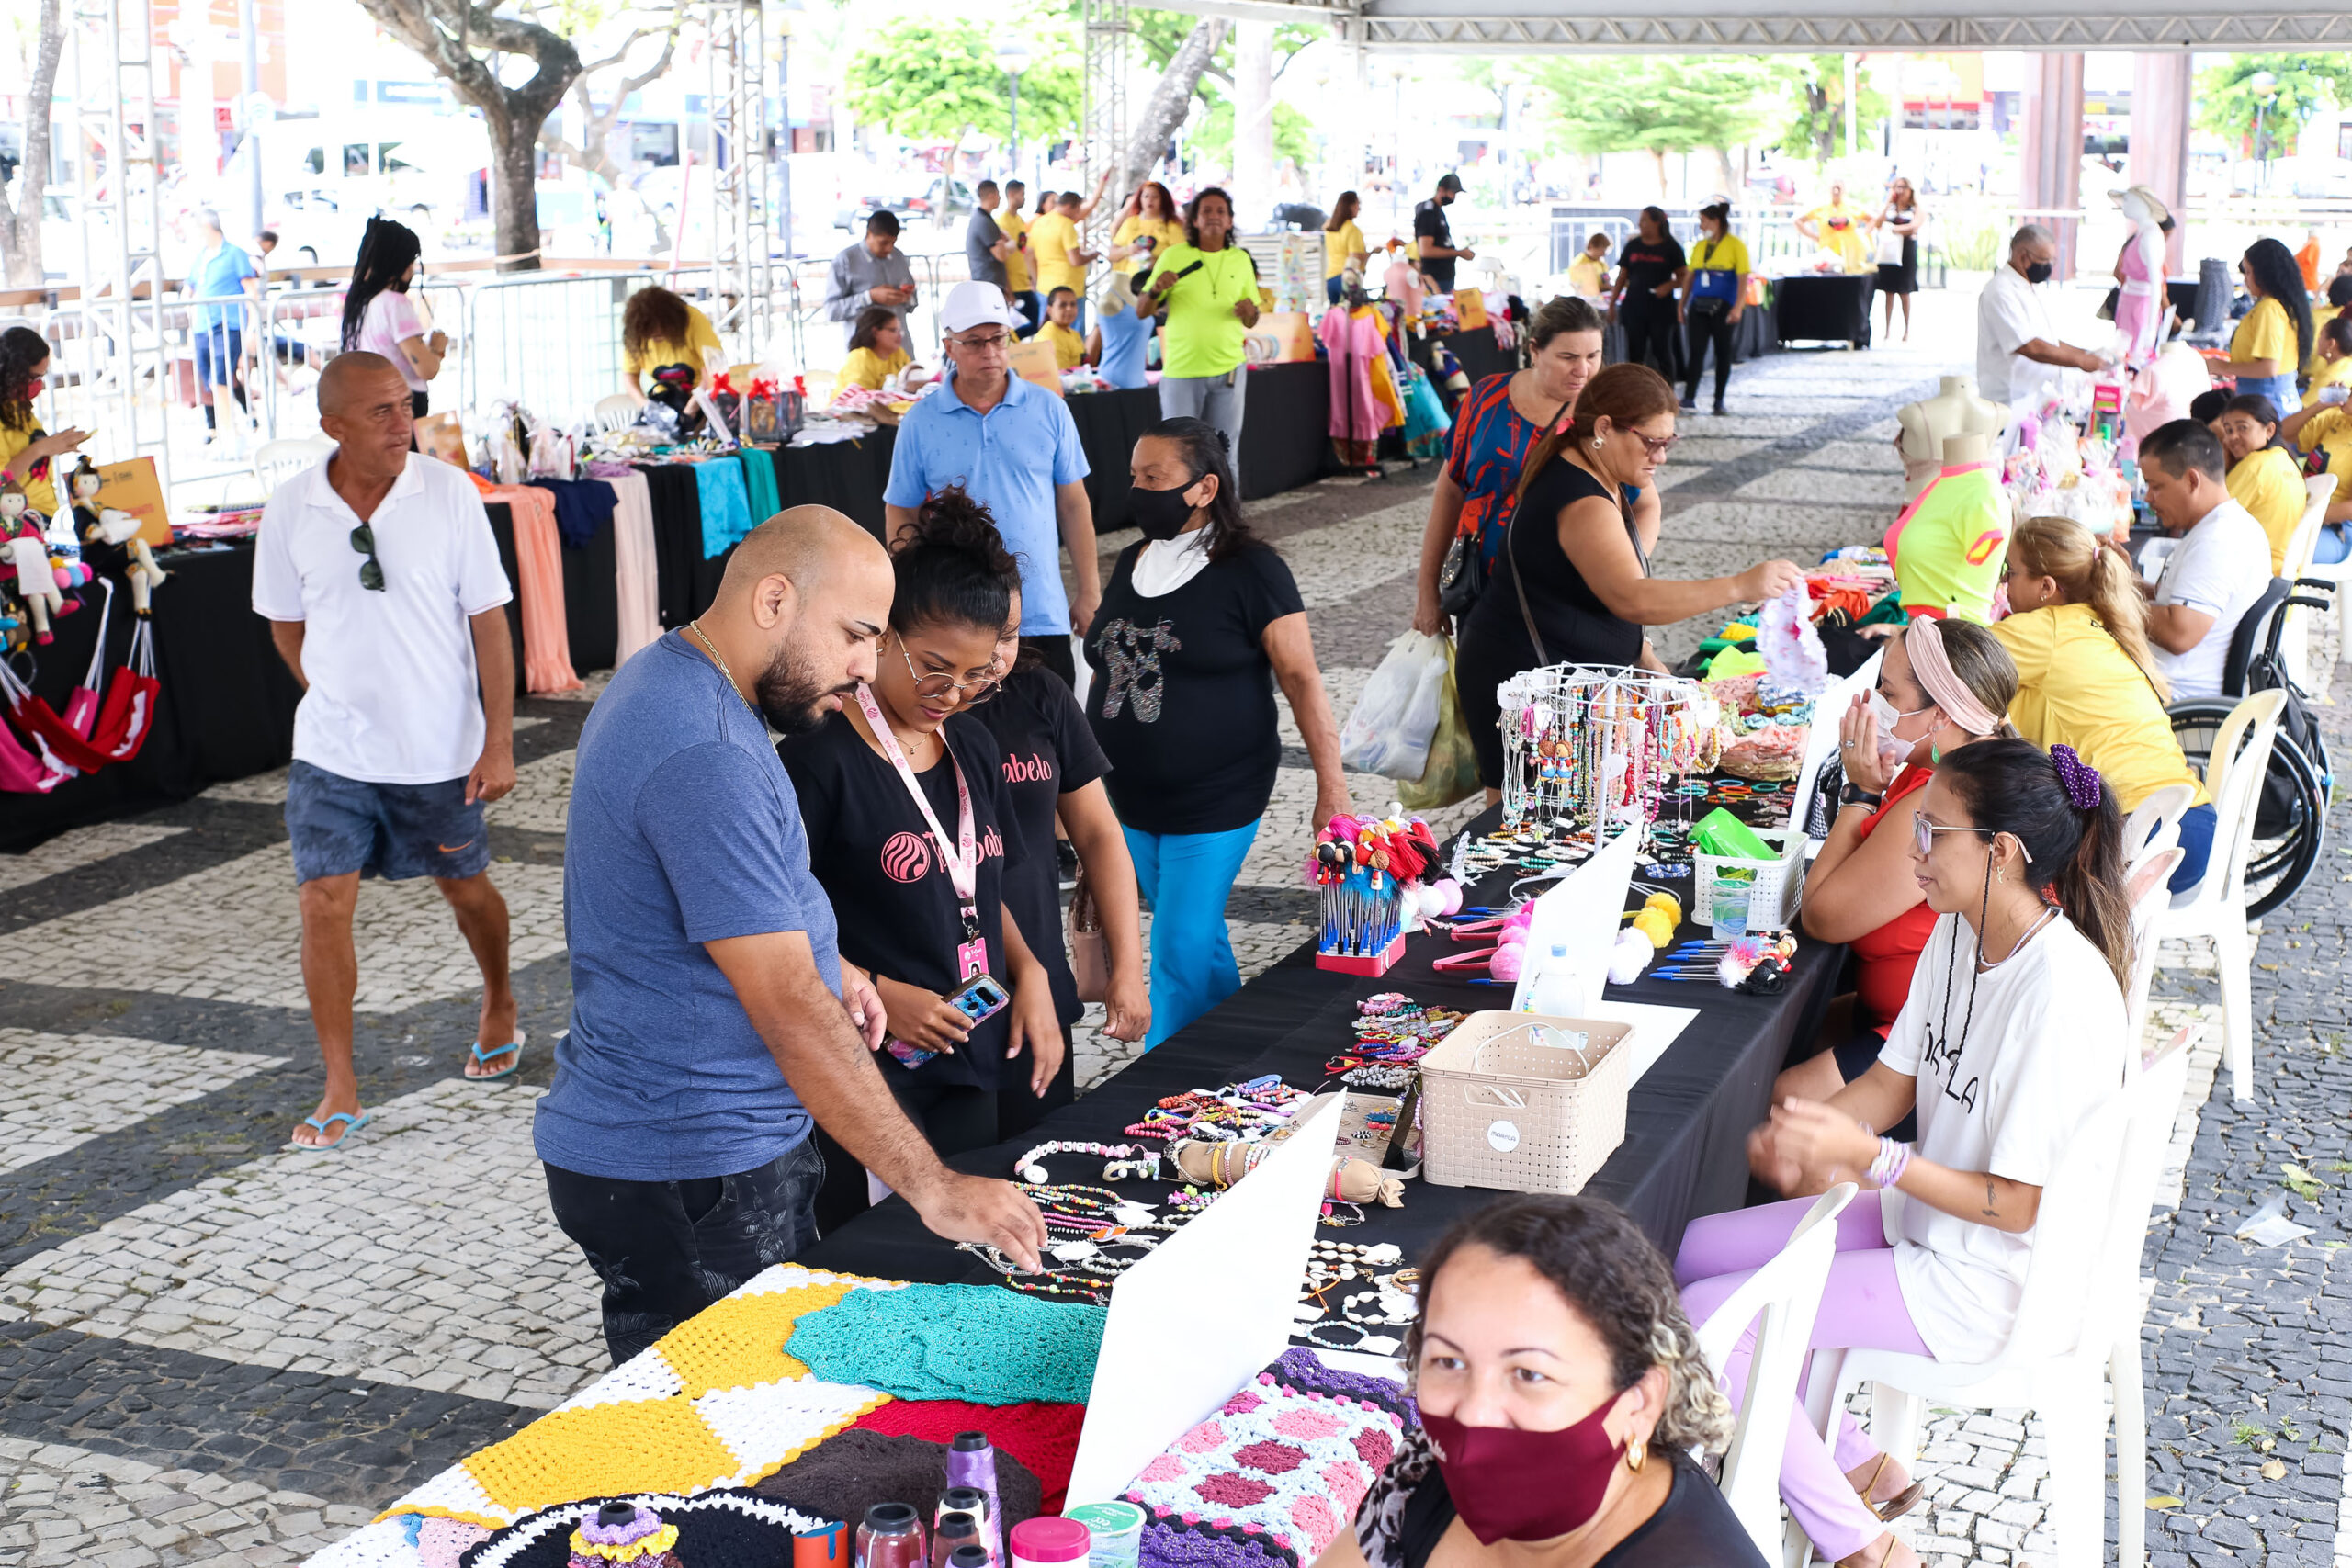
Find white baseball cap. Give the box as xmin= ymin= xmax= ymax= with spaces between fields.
xmin=941 ymin=280 xmax=1018 ymax=335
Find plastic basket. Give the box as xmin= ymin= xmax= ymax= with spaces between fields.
xmin=1694 ymin=828 xmax=1807 ymax=931
xmin=1417 ymin=1010 xmax=1633 ymax=1194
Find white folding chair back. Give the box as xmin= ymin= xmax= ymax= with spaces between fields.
xmin=2121 ymin=782 xmax=2194 ymax=865
xmin=2125 ymin=847 xmax=2184 ymax=1043
xmin=2285 ymin=474 xmax=2340 ymax=684
xmin=2152 ymin=689 xmax=2285 ymax=1101
xmin=253 ymin=436 xmax=334 ymax=496
xmin=1804 ymin=1036 xmax=2187 ymax=1568
xmin=594 ymin=393 xmax=639 ymax=433
xmin=1692 ymin=1183 xmax=1857 ymax=1563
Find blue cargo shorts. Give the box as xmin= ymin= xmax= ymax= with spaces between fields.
xmin=284 ymin=759 xmax=491 ymax=884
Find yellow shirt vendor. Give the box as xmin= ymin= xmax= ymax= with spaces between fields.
xmin=1151 ymin=242 xmax=1258 ymax=379
xmin=1114 ymin=213 xmax=1185 ymax=276
xmin=1001 ymin=207 xmax=1033 ymax=295
xmin=622 ymin=299 xmax=724 ymax=380
xmin=2230 ymin=295 xmax=2296 ymax=373
xmin=2227 ymin=445 xmax=2307 ymax=573
xmin=1994 ymin=602 xmax=2210 ymax=813
xmin=1028 ymin=210 xmax=1087 ymax=296
xmin=1324 ymin=220 xmax=1368 ymax=280
xmin=838 ymin=345 xmax=910 ymax=391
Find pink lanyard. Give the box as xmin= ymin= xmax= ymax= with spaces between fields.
xmin=854 ymin=682 xmax=986 ymax=960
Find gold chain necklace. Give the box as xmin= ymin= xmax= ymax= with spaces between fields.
xmin=686 ymin=619 xmax=755 ymax=715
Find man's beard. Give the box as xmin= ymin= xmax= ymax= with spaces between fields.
xmin=754 ymin=638 xmax=854 ymax=737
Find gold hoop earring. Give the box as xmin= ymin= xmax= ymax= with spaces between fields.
xmin=1625 ymin=1436 xmax=1647 ymax=1472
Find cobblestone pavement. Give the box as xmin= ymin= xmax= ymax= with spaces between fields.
xmin=4 ymin=289 xmax=2335 ymax=1564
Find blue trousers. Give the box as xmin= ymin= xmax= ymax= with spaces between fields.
xmin=2234 ymin=374 xmax=2299 ymax=423
xmin=2169 ymin=801 xmax=2218 ymax=896
xmin=1125 ymin=820 xmax=1260 ymax=1048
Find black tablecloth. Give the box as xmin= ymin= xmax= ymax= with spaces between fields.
xmin=1067 ymin=388 xmax=1163 ymax=531
xmin=1238 ymin=361 xmax=1332 ymax=501
xmin=802 ymin=811 xmax=1840 ymax=1281
xmin=1600 ymin=301 xmax=1778 ymax=373
xmin=1 ymin=545 xmax=303 ymax=851
xmin=1446 ymin=325 xmax=1521 ymax=384
xmin=1773 ymin=275 xmax=1875 ymax=347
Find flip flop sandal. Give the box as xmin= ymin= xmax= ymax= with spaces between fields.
xmin=465 ymin=1030 xmax=527 ymax=1082
xmin=288 ymin=1111 xmax=372 ymax=1152
xmin=1856 ymin=1453 xmax=1926 ymax=1523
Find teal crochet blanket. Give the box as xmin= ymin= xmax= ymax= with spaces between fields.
xmin=787 ymin=1284 xmax=1108 ymax=1405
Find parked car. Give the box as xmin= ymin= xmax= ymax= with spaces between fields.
xmin=833 ymin=176 xmax=976 ymax=231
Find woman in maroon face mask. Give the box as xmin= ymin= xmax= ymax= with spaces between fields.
xmin=1315 ymin=1196 xmax=1763 ymax=1568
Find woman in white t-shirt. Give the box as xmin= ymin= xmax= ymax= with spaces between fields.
xmin=338 ymin=216 xmax=446 ymax=418
xmin=1676 ymin=739 xmax=2135 ymax=1568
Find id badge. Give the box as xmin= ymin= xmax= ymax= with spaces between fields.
xmin=957 ymin=939 xmax=989 ymax=979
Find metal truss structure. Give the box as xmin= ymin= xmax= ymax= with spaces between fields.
xmin=705 ymin=0 xmax=773 ymax=355
xmin=68 ymin=0 xmax=171 ymax=494
xmin=1080 ymin=0 xmax=1128 ymax=270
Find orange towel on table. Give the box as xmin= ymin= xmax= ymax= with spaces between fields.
xmin=483 ymin=484 xmax=583 ymax=694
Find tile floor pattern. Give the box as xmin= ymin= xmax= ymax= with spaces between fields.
xmin=0 ymin=292 xmax=2335 ymax=1562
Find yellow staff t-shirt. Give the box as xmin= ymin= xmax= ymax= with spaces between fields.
xmin=1027 ymin=213 xmax=1087 ymax=296
xmin=2227 ymin=444 xmax=2307 ymax=573
xmin=1001 ymin=209 xmax=1033 ymax=294
xmin=1995 ymin=602 xmax=2209 ymax=811
xmin=1323 ymin=221 xmax=1368 ymax=280
xmin=2231 ymin=295 xmax=2296 ymax=369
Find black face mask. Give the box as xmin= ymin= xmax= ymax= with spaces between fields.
xmin=2024 ymin=261 xmax=2053 ymax=285
xmin=1131 ymin=480 xmax=1197 ymax=542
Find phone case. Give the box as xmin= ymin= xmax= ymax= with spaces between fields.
xmin=945 ymin=973 xmax=1011 ymax=1024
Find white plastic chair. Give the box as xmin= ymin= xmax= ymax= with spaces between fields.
xmin=2121 ymin=782 xmax=2194 ymax=866
xmin=2152 ymin=688 xmax=2286 ymax=1102
xmin=1691 ymin=1183 xmax=1858 ymax=1563
xmin=2280 ymin=474 xmax=2337 ymax=685
xmin=252 ymin=435 xmax=334 ymax=496
xmin=2125 ymin=846 xmax=2185 ymax=1045
xmin=1804 ymin=1034 xmax=2193 ymax=1568
xmin=593 ymin=393 xmax=640 ymax=433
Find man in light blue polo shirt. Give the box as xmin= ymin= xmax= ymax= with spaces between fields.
xmin=884 ymin=280 xmax=1100 ymax=689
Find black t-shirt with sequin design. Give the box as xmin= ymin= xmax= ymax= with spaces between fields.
xmin=1082 ymin=539 xmax=1305 ymax=837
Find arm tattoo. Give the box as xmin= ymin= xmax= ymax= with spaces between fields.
xmin=1981 ymin=1179 xmax=1998 ymax=1218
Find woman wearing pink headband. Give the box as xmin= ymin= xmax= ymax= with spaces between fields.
xmin=1770 ymin=616 xmax=2018 ymax=1152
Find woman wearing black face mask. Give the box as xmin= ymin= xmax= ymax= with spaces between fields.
xmin=1315 ymin=1194 xmax=1761 ymax=1568
xmin=1084 ymin=416 xmax=1349 ymax=1049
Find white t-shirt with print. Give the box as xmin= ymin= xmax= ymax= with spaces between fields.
xmin=357 ymin=289 xmax=431 ymax=392
xmin=1877 ymin=911 xmax=2130 ymax=1363
xmin=2153 ymin=498 xmax=2272 ymax=702
xmin=252 ymin=451 xmax=514 ymax=784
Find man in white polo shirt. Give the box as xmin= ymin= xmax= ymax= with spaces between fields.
xmin=1976 ymin=223 xmax=2108 ymax=419
xmin=253 ymin=352 xmax=520 ymax=1150
xmin=2138 ymin=417 xmax=2274 ymax=701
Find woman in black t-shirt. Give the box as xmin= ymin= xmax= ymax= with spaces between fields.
xmin=1610 ymin=208 xmax=1687 ymax=382
xmin=1085 ymin=416 xmax=1350 ymax=1048
xmin=1314 ymin=1195 xmax=1767 ymax=1568
xmin=783 ymin=489 xmax=1059 ymax=1227
xmin=1455 ymin=364 xmax=1804 ymax=800
xmin=979 ymin=649 xmax=1150 ymax=1136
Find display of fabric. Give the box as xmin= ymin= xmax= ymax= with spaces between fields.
xmin=635 ymin=463 xmax=703 ymax=632
xmin=1319 ymin=305 xmax=1387 ymax=469
xmin=848 ymin=1398 xmax=1084 ymax=1514
xmin=689 ymin=457 xmax=753 ymax=559
xmin=1124 ymin=1349 xmax=1412 ymax=1568
xmin=459 ymin=1491 xmax=831 ymax=1568
xmin=1400 ymin=363 xmax=1452 ymax=464
xmin=606 ymin=471 xmax=662 ymax=667
xmin=786 ymin=1284 xmax=1105 ymax=1405
xmin=527 ymin=478 xmax=619 ymax=550
xmin=374 ymin=1267 xmax=896 ymax=1529
xmin=737 ymin=447 xmax=782 ymax=535
xmin=751 ymin=1427 xmax=1046 ymax=1527
xmin=482 ymin=484 xmax=584 ymax=694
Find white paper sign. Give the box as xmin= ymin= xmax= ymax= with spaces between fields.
xmin=1509 ymin=822 xmax=1642 ymax=1014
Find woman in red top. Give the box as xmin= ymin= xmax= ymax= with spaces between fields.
xmin=1776 ymin=618 xmax=2018 ymax=1117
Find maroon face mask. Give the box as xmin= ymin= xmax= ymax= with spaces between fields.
xmin=1420 ymin=1404 xmax=1627 ymax=1545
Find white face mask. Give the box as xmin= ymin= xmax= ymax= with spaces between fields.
xmin=1870 ymin=687 xmax=1935 ymax=772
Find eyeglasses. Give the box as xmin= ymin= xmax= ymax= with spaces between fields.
xmin=349 ymin=523 xmax=386 ymax=592
xmin=1911 ymin=811 xmax=2032 ymax=863
xmin=897 ymin=637 xmax=1001 ymax=705
xmin=950 ymin=331 xmax=1010 ymax=352
xmin=1629 ymin=431 xmax=1679 ymax=460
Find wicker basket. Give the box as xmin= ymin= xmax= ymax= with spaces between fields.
xmin=1694 ymin=828 xmax=1808 ymax=932
xmin=1418 ymin=1010 xmax=1633 ymax=1194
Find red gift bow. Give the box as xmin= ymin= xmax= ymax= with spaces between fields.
xmin=709 ymin=370 xmax=738 ymax=396
xmin=750 ymin=376 xmax=779 ymax=399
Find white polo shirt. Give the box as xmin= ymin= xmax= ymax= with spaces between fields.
xmin=1975 ymin=263 xmax=2060 ymax=412
xmin=2152 ymin=497 xmax=2273 ymax=702
xmin=252 ymin=451 xmax=514 ymax=784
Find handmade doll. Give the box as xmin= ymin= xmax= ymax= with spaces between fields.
xmin=0 ymin=479 xmax=67 ymax=644
xmin=67 ymin=457 xmax=167 ymax=615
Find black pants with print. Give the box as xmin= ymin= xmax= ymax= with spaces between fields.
xmin=544 ymin=1136 xmax=825 ymax=1367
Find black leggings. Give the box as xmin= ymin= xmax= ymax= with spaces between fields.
xmin=1622 ymin=299 xmax=1678 ymax=380
xmin=1684 ymin=309 xmax=1736 ymax=405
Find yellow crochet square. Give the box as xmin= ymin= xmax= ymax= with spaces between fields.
xmin=654 ymin=1279 xmax=857 ymax=1397
xmin=465 ymin=1396 xmax=741 ymax=1511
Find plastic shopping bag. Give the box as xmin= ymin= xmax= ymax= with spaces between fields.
xmin=1340 ymin=630 xmax=1449 ymax=779
xmin=1398 ymin=638 xmax=1482 ymax=811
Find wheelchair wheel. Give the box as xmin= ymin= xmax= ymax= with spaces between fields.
xmin=2167 ymin=704 xmax=2330 ymax=919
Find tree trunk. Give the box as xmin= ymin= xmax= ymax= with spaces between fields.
xmin=1232 ymin=21 xmax=1273 ymax=222
xmin=489 ymin=118 xmax=544 ymax=270
xmin=1651 ymin=147 xmax=1669 ymax=198
xmin=0 ymin=0 xmax=65 ymax=288
xmin=1122 ymin=18 xmax=1227 ymax=196
xmin=1713 ymin=147 xmax=1739 ymax=199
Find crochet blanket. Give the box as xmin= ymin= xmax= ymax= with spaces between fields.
xmin=1125 ymin=1349 xmax=1414 ymax=1568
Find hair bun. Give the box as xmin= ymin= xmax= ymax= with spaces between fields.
xmin=2050 ymin=744 xmax=2103 ymax=811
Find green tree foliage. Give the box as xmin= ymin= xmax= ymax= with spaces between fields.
xmin=2194 ymin=55 xmax=2352 ymax=157
xmin=1190 ymin=100 xmax=1316 ymax=166
xmin=1131 ymin=14 xmax=1318 ymax=107
xmin=1775 ymin=55 xmax=1889 ymax=165
xmin=1529 ymin=56 xmax=1783 ymax=191
xmin=845 ymin=14 xmax=1081 ymax=147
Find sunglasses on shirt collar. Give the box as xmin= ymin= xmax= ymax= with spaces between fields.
xmin=350 ymin=524 xmax=386 ymax=591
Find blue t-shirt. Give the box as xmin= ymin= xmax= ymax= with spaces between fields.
xmin=190 ymin=243 xmax=257 ymax=330
xmin=1096 ymin=307 xmax=1151 ymax=390
xmin=535 ymin=630 xmax=842 ymax=1181
xmin=884 ymin=372 xmax=1090 ymax=636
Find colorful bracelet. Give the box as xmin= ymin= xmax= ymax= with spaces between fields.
xmin=1867 ymin=1136 xmax=1911 ymax=1189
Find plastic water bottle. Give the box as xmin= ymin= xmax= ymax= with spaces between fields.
xmin=1529 ymin=942 xmax=1586 ymax=1018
